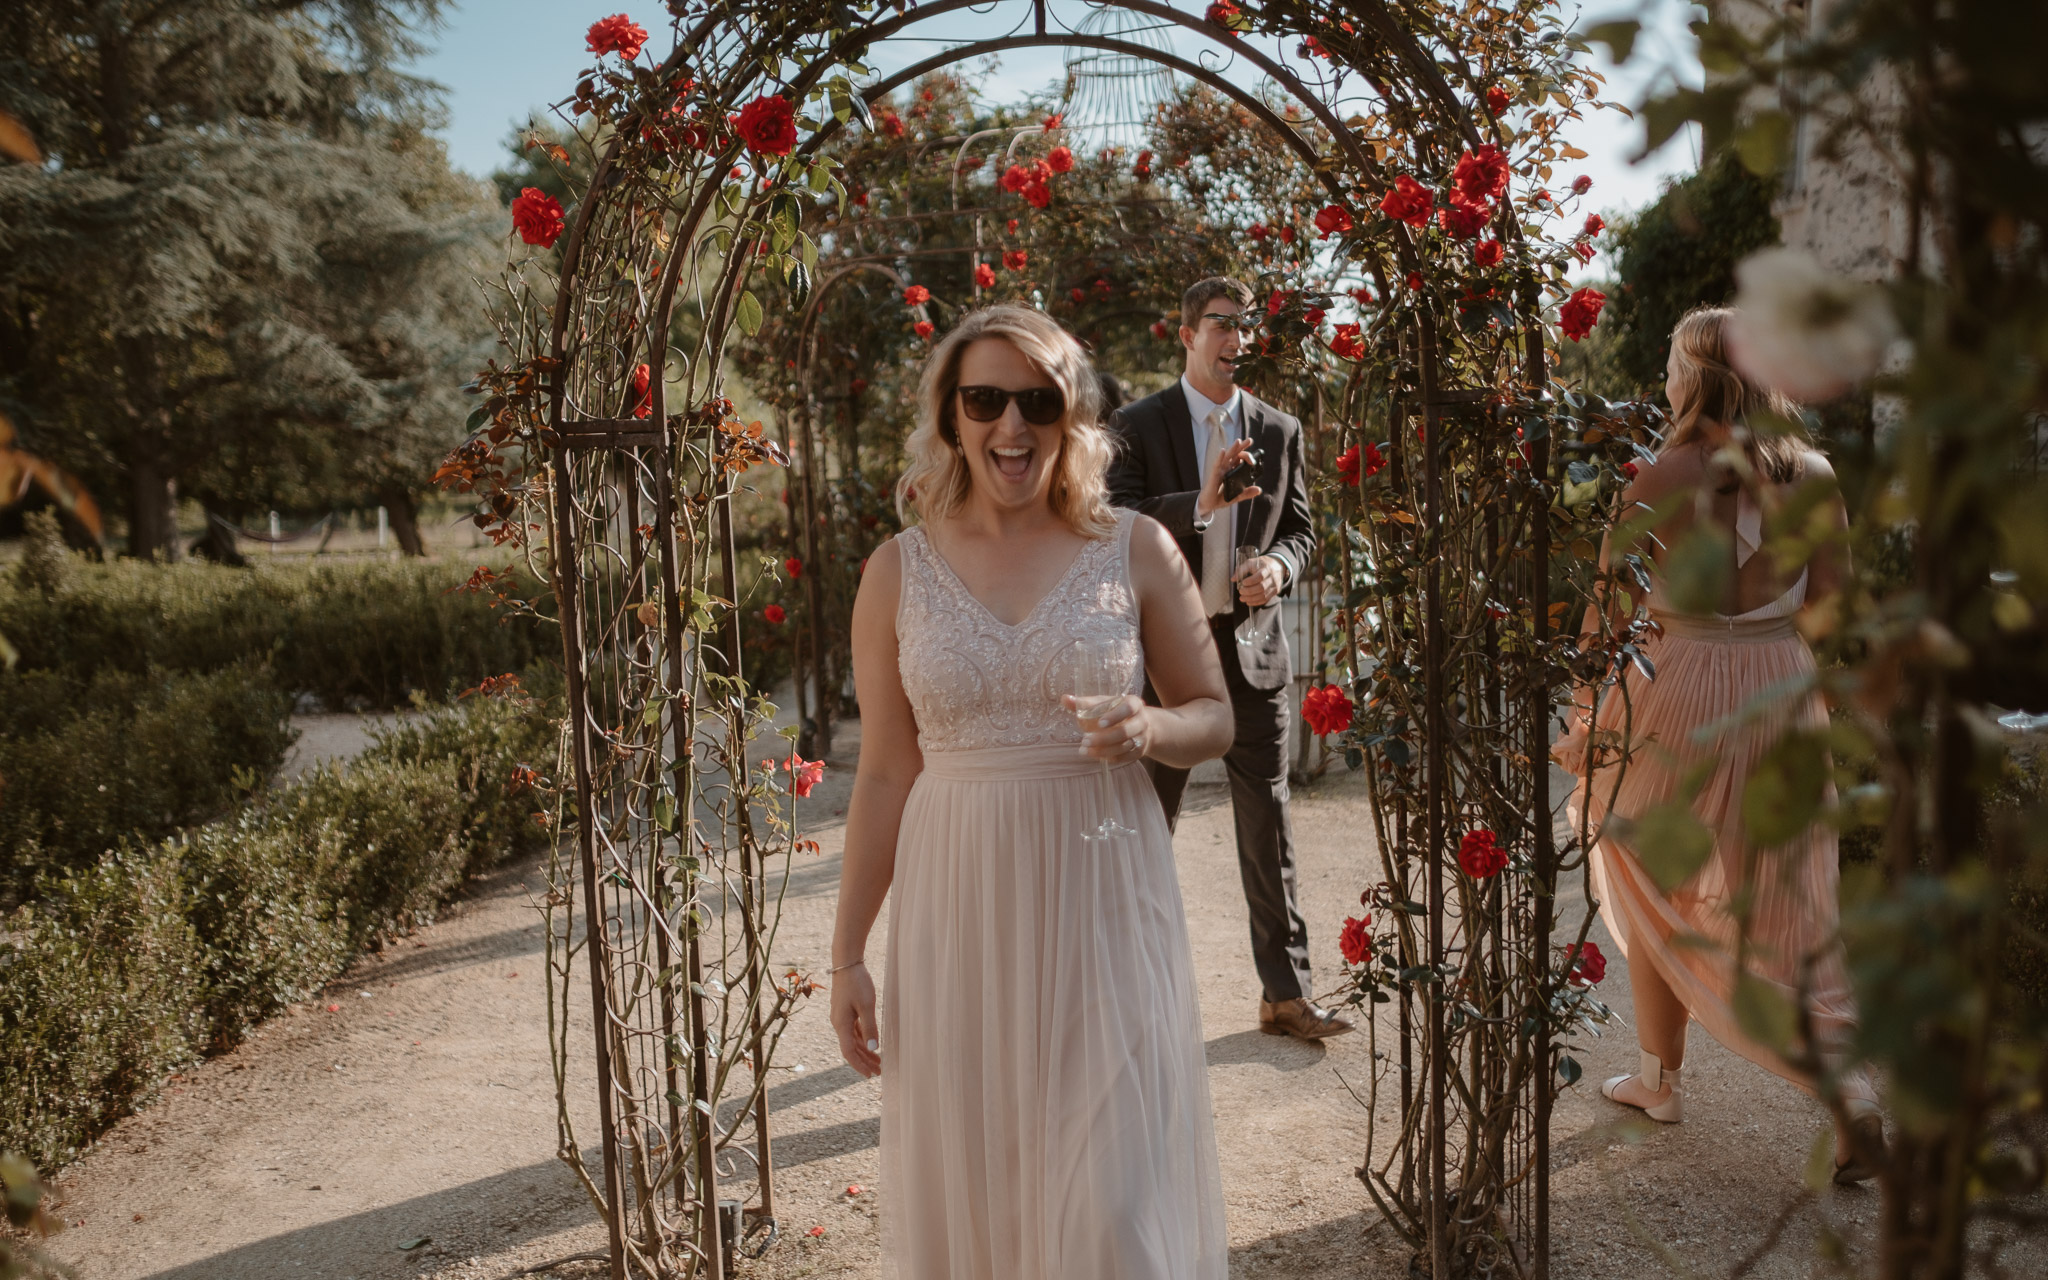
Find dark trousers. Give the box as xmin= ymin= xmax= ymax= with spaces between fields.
xmin=1145 ymin=620 xmax=1312 ymax=1004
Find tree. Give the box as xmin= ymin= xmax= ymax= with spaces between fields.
xmin=0 ymin=0 xmax=492 ymax=559
xmin=1603 ymin=149 xmax=1779 ymax=392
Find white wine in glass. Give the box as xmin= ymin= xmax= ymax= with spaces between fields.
xmin=1065 ymin=636 xmax=1139 ymax=841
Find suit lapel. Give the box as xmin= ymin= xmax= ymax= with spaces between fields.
xmin=1161 ymin=381 xmax=1200 ymax=493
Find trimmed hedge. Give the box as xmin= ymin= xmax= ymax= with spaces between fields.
xmin=0 ymin=557 xmax=549 ymax=709
xmin=0 ymin=665 xmax=295 ymax=905
xmin=0 ymin=696 xmax=556 ymax=1168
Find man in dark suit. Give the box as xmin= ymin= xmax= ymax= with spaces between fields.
xmin=1107 ymin=277 xmax=1352 ymax=1042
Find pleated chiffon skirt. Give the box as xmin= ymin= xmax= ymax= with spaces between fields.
xmin=880 ymin=742 xmax=1228 ymax=1280
xmin=1571 ymin=610 xmax=1868 ymax=1098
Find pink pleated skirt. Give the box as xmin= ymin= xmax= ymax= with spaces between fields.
xmin=881 ymin=742 xmax=1227 ymax=1280
xmin=1569 ymin=611 xmax=1868 ymax=1098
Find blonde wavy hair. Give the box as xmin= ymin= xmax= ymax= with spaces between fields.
xmin=894 ymin=304 xmax=1116 ymax=538
xmin=1664 ymin=306 xmax=1810 ymax=484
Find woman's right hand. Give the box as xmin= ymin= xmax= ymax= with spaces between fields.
xmin=831 ymin=961 xmax=881 ymax=1078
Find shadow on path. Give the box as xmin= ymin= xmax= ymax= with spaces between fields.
xmin=1205 ymin=1028 xmax=1328 ymax=1071
xmin=134 ymin=1160 xmax=592 ymax=1280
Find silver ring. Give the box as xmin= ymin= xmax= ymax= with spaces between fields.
xmin=1130 ymin=735 xmax=1144 ymax=754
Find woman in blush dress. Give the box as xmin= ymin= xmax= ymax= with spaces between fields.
xmin=1555 ymin=306 xmax=1884 ymax=1183
xmin=827 ymin=304 xmax=1233 ymax=1277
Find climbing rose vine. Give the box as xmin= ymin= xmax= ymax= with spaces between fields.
xmin=735 ymin=94 xmax=798 ymax=156
xmin=586 ymin=13 xmax=648 ymax=60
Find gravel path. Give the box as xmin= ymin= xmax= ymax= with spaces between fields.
xmin=42 ymin=719 xmax=2039 ymax=1279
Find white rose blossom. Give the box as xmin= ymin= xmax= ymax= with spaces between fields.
xmin=1727 ymin=248 xmax=1901 ymax=402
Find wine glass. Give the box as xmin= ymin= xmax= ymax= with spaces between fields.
xmin=1234 ymin=546 xmax=1269 ymax=647
xmin=1062 ymin=636 xmax=1139 ymax=842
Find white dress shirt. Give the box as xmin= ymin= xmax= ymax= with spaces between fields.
xmin=1180 ymin=376 xmax=1295 ymax=588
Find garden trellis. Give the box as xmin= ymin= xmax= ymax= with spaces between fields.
xmin=447 ymin=2 xmax=1645 ymax=1276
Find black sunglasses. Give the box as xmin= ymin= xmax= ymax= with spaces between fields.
xmin=956 ymin=384 xmax=1066 ymax=426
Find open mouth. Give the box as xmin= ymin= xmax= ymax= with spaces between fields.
xmin=990 ymin=445 xmax=1033 ymax=483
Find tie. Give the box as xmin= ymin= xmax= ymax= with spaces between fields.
xmin=1200 ymin=406 xmax=1232 ymax=616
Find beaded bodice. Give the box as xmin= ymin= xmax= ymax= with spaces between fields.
xmin=895 ymin=510 xmax=1142 ymax=755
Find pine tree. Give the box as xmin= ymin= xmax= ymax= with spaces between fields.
xmin=0 ymin=1 xmax=493 ymax=559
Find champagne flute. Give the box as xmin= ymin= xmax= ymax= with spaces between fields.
xmin=1234 ymin=546 xmax=1269 ymax=647
xmin=1064 ymin=636 xmax=1139 ymax=842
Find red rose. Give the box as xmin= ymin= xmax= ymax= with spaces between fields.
xmin=1622 ymin=460 xmax=1639 ymax=479
xmin=1571 ymin=174 xmax=1593 ymax=195
xmin=1565 ymin=940 xmax=1607 ymax=986
xmin=1583 ymin=213 xmax=1605 ymax=237
xmin=1002 ymin=249 xmax=1028 ymax=271
xmin=511 ymin=187 xmax=565 ymax=248
xmin=1472 ymin=238 xmax=1504 ymax=268
xmin=1206 ymin=0 xmax=1243 ymax=33
xmin=631 ymin=363 xmax=652 ymax=419
xmin=1000 ymin=164 xmax=1029 ymax=193
xmin=914 ymin=319 xmax=935 ymax=339
xmin=1336 ymin=444 xmax=1361 ymax=487
xmin=1279 ymin=224 xmax=1296 ymax=243
xmin=1023 ymin=180 xmax=1052 ymax=209
xmin=1573 ymin=242 xmax=1595 ymax=263
xmin=735 ymin=94 xmax=797 ymax=156
xmin=1405 ymin=271 xmax=1424 ymax=291
xmin=1132 ymin=149 xmax=1153 ymax=180
xmin=1350 ymin=286 xmax=1374 ymax=306
xmin=878 ymin=111 xmax=905 ymax=138
xmin=1438 ymin=197 xmax=1490 ymax=240
xmin=975 ymin=262 xmax=995 ymax=288
xmin=1150 ymin=319 xmax=1169 ymax=339
xmin=1379 ymin=175 xmax=1433 ymax=227
xmin=1070 ymin=287 xmax=1085 ymax=303
xmin=1301 ymin=684 xmax=1355 ymax=736
xmin=1042 ymin=112 xmax=1064 ymax=132
xmin=586 ymin=13 xmax=649 ymax=59
xmin=1314 ymin=204 xmax=1355 ymax=238
xmin=1048 ymin=145 xmax=1074 ymax=173
xmin=850 ymin=378 xmax=866 ymax=393
xmin=1485 ymin=85 xmax=1511 ymax=115
xmin=853 ymin=189 xmax=868 ymax=207
xmin=785 ymin=752 xmax=824 ymax=798
xmin=1304 ymin=307 xmax=1325 ymax=327
xmin=1006 ymin=218 xmax=1019 ymax=235
xmin=764 ymin=604 xmax=787 ymax=624
xmin=785 ymin=557 xmax=803 ymax=578
xmin=1453 ymin=144 xmax=1511 ymax=203
xmin=1339 ymin=915 xmax=1373 ymax=965
xmin=1266 ymin=289 xmax=1289 ymax=317
xmin=1328 ymin=322 xmax=1365 ymax=360
xmin=1559 ymin=286 xmax=1607 ymax=342
xmin=1247 ymin=223 xmax=1269 ymax=241
xmin=1458 ymin=828 xmax=1508 ymax=879
xmin=903 ymin=284 xmax=930 ymax=306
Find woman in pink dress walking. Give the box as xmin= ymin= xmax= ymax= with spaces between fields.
xmin=1557 ymin=306 xmax=1884 ymax=1183
xmin=827 ymin=304 xmax=1234 ymax=1276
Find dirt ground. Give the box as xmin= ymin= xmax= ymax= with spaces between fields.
xmin=39 ymin=716 xmax=2048 ymax=1280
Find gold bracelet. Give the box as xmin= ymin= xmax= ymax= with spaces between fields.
xmin=827 ymin=959 xmax=865 ymax=975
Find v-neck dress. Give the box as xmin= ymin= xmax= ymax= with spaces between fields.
xmin=880 ymin=510 xmax=1227 ymax=1279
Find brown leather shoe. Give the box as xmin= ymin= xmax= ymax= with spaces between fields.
xmin=1259 ymin=998 xmax=1354 ymax=1041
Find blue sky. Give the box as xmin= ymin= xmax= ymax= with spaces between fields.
xmin=416 ymin=0 xmax=1703 ymax=227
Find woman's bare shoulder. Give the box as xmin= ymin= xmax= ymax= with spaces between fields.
xmin=852 ymin=536 xmax=906 ymax=617
xmin=1620 ymin=442 xmax=1703 ymax=506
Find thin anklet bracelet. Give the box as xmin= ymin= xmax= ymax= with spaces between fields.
xmin=827 ymin=959 xmax=866 ymax=974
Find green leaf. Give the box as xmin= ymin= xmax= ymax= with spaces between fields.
xmin=1734 ymin=109 xmax=1791 ymax=177
xmin=1733 ymin=972 xmax=1798 ymax=1050
xmin=1557 ymin=1053 xmax=1583 ymax=1086
xmin=1660 ymin=525 xmax=1731 ymax=614
xmin=1584 ymin=19 xmax=1640 ymax=63
xmin=735 ymin=290 xmax=764 ymax=336
xmin=1742 ymin=729 xmax=1829 ymax=847
xmin=1626 ymin=798 xmax=1714 ymax=892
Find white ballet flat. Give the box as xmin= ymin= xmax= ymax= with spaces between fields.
xmin=1601 ymin=1048 xmax=1683 ymax=1123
